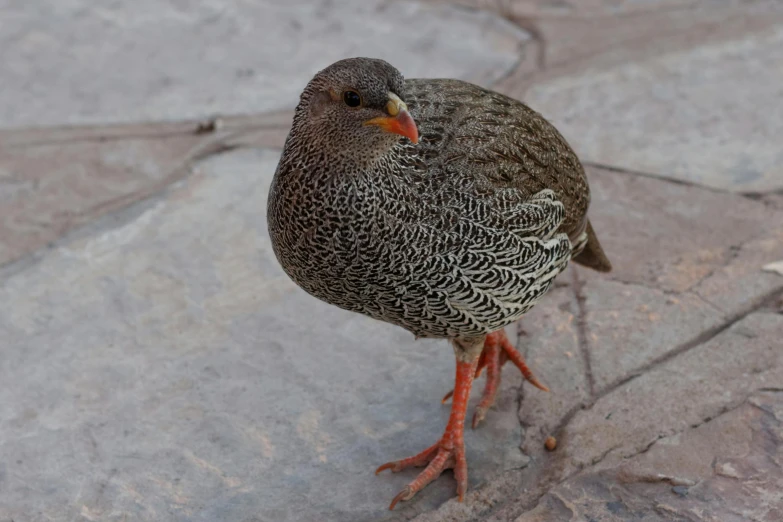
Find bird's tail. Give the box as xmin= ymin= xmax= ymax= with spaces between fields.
xmin=572 ymin=219 xmax=612 ymax=272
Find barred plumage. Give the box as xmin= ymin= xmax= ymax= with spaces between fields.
xmin=267 ymin=61 xmax=608 ymax=340
xmin=266 ymin=57 xmax=612 ymax=508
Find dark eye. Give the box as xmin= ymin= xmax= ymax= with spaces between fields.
xmin=343 ymin=90 xmax=361 ymax=108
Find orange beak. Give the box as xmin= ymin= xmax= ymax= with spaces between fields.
xmin=364 ymin=93 xmax=419 ymax=144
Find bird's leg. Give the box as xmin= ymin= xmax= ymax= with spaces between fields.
xmin=440 ymin=346 xmax=489 ymax=404
xmin=444 ymin=329 xmax=549 ymax=429
xmin=376 ymin=338 xmax=482 ymax=510
xmin=471 ymin=332 xmax=505 ymax=428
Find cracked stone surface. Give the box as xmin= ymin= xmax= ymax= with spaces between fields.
xmin=403 ymin=172 xmax=783 ymax=521
xmin=515 ymin=281 xmax=588 ymax=451
xmin=518 ymin=1 xmax=783 ymax=192
xmin=0 ymin=0 xmax=526 ymax=265
xmin=0 ymin=149 xmax=529 ymax=522
xmin=576 ymin=167 xmax=783 ymax=391
xmin=1 ymin=0 xmax=527 ymax=128
xmin=517 ymin=386 xmax=783 ymax=522
xmin=0 ymin=133 xmax=205 ymax=267
xmin=2 ymin=147 xmax=781 ymax=521
xmin=2 ymin=1 xmax=783 ymax=521
xmin=447 ymin=0 xmax=783 ymax=192
xmin=563 ymin=312 xmax=783 ymax=477
xmin=0 ymin=113 xmax=295 ymax=267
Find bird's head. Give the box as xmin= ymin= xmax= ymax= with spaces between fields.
xmin=290 ymin=58 xmax=418 ymax=166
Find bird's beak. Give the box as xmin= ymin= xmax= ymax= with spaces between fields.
xmin=364 ymin=92 xmax=419 ymax=144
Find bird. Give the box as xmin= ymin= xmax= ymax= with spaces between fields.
xmin=267 ymin=57 xmax=611 ymax=510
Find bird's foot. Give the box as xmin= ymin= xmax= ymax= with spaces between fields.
xmin=376 ymin=355 xmax=480 ymax=510
xmin=375 ymin=436 xmax=466 ymax=510
xmin=442 ymin=329 xmax=548 ymax=428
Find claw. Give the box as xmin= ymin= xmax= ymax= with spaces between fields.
xmin=379 ymin=444 xmax=464 ymax=510
xmin=441 ymin=390 xmax=453 ymax=404
xmin=526 ymin=371 xmax=549 ymax=391
xmin=389 ymin=486 xmax=414 ymax=510
xmin=375 ymin=462 xmax=395 ymax=475
xmin=472 ymin=406 xmax=488 ymax=429
xmin=376 ymin=442 xmax=439 ymax=476
xmin=502 ymin=340 xmax=550 ymax=392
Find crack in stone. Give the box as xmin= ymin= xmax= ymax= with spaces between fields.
xmin=571 ymin=267 xmax=595 ymax=398
xmin=514 ymin=320 xmax=533 ymax=458
xmin=583 ymin=160 xmax=739 ymax=195
xmin=599 ymin=230 xmax=778 ymax=312
xmin=488 ymin=52 xmax=526 ymax=89
xmin=743 ymin=188 xmax=783 ymax=210
xmin=589 ymin=443 xmax=622 ymax=468
xmin=494 ymin=392 xmax=766 ymax=522
xmin=517 ymin=287 xmax=783 ymax=517
xmin=587 ymin=160 xmax=783 ymax=207
xmin=687 ymin=290 xmax=726 ymax=316
xmin=45 ymin=138 xmax=232 ymax=227
xmin=682 ymin=244 xmax=742 ymax=295
xmin=744 ymin=186 xmax=783 ymax=198
xmin=0 ymin=132 xmax=267 ymax=276
xmin=0 ymin=118 xmax=289 ymax=149
xmin=516 ymin=393 xmax=775 ymax=520
xmin=632 ymin=392 xmax=776 ymax=463
xmin=619 ymin=471 xmax=696 ymax=488
xmin=594 ymin=275 xmax=726 ymax=315
xmin=547 ymin=491 xmax=576 ymax=519
xmin=551 ymin=401 xmax=592 ymax=442
xmin=74 ymin=126 xmax=277 ymax=223
xmin=495 ymin=11 xmax=547 ymax=70
xmin=682 ymin=219 xmax=780 ymax=295
xmin=594 ymin=286 xmax=783 ymax=398
xmin=442 ymin=0 xmax=546 ymax=96
xmin=653 ymin=502 xmax=702 ymax=522
xmin=637 ymin=435 xmax=663 ymax=456
xmin=744 ymin=399 xmax=780 ymax=422
xmin=452 ymin=0 xmax=548 ymax=71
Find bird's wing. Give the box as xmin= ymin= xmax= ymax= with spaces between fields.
xmin=366 ymin=188 xmax=572 ymax=339
xmin=422 ymin=189 xmax=572 ymax=337
xmin=404 ymin=77 xmax=590 ymax=241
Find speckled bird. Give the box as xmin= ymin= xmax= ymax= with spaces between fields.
xmin=267 ymin=57 xmax=611 ymax=509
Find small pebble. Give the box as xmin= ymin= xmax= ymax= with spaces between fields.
xmin=671 ymin=485 xmax=689 ymax=497
xmin=544 ymin=436 xmax=557 ymax=451
xmin=195 ymin=117 xmax=224 ymax=134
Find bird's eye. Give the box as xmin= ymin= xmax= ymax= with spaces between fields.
xmin=343 ymin=90 xmax=362 ymax=108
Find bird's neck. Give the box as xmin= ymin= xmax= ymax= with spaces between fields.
xmin=283 ymin=120 xmax=402 ymax=174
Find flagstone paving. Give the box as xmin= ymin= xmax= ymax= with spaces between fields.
xmin=1 ymin=1 xmax=782 ymax=521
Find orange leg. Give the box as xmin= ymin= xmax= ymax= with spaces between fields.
xmin=444 ymin=329 xmax=548 ymax=429
xmin=376 ymin=354 xmax=480 ymax=510
xmin=472 ymin=333 xmax=504 ymax=428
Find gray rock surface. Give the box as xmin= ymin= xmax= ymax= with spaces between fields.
xmin=0 ymin=132 xmax=204 ymax=266
xmin=517 ymin=387 xmax=783 ymax=522
xmin=0 ymin=113 xmax=293 ymax=267
xmin=0 ymin=149 xmax=529 ymax=522
xmin=2 ymin=1 xmax=783 ymax=521
xmin=3 ymin=147 xmax=781 ymax=522
xmin=1 ymin=0 xmax=527 ymax=128
xmin=523 ymin=15 xmax=783 ymax=193
xmin=563 ymin=312 xmax=783 ymax=477
xmin=576 ymin=167 xmax=783 ymax=391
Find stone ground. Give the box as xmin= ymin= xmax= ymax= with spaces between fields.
xmin=1 ymin=1 xmax=782 ymax=521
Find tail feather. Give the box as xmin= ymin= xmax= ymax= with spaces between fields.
xmin=572 ymin=219 xmax=612 ymax=272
